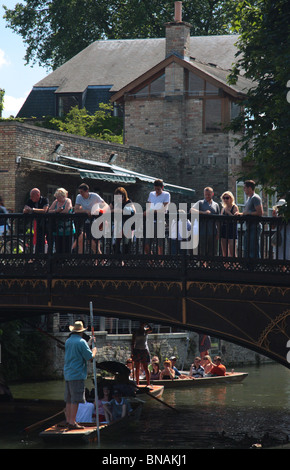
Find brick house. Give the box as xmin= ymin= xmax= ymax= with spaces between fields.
xmin=111 ymin=9 xmax=252 ymax=198
xmin=2 ymin=2 xmax=255 ymax=209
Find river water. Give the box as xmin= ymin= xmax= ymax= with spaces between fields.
xmin=2 ymin=363 xmax=290 ymax=450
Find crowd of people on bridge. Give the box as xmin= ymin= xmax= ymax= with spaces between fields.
xmin=0 ymin=178 xmax=289 ymax=260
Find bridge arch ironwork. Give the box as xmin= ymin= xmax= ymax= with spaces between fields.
xmin=0 ymin=212 xmax=289 ymax=368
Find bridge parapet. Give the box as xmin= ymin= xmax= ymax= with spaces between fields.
xmin=0 ymin=212 xmax=289 ymax=277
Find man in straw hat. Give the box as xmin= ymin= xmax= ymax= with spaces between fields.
xmin=64 ymin=321 xmax=97 ymax=430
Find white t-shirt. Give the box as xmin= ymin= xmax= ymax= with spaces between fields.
xmin=148 ymin=191 xmax=170 ymax=212
xmin=75 ymin=192 xmax=104 ymax=214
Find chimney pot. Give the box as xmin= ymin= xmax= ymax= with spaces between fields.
xmin=174 ymin=1 xmax=182 ymax=22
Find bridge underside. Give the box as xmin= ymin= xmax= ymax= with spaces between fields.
xmin=1 ymin=269 xmax=290 ymax=369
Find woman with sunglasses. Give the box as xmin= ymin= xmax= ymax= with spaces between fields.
xmin=220 ymin=191 xmax=239 ymax=257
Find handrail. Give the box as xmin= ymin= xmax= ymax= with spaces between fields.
xmin=0 ymin=212 xmax=289 ymax=262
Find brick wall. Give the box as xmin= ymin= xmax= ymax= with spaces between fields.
xmin=124 ymin=93 xmax=243 ymax=199
xmin=0 ymin=124 xmax=17 ymax=211
xmin=0 ymin=122 xmax=176 ymax=211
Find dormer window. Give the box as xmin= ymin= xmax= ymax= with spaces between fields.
xmin=57 ymin=94 xmax=82 ymax=116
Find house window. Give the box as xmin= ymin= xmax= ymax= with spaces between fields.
xmin=134 ymin=74 xmax=165 ymax=98
xmin=187 ymin=72 xmax=224 ymax=132
xmin=188 ymin=73 xmax=204 ymax=95
xmin=204 ymin=99 xmax=222 ymax=132
xmin=150 ymin=74 xmax=165 ymax=96
xmin=205 ymin=81 xmax=219 ymax=95
xmin=231 ymin=102 xmax=241 ymax=119
xmin=57 ymin=94 xmax=81 ymax=116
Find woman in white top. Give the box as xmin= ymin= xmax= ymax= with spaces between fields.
xmin=49 ymin=187 xmax=75 ymax=253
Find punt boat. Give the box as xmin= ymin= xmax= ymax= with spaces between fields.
xmin=139 ymin=372 xmax=248 ymax=388
xmin=39 ymin=400 xmax=142 ymax=443
xmin=39 ymin=385 xmax=164 ymax=443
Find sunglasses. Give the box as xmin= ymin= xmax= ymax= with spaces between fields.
xmin=223 ymin=196 xmax=230 ymax=200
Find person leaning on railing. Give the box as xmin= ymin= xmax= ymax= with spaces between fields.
xmin=220 ymin=191 xmax=239 ymax=258
xmin=73 ymin=183 xmax=109 ymax=256
xmin=23 ymin=188 xmax=49 ymax=253
xmin=109 ymin=187 xmax=136 ymax=255
xmin=241 ymin=180 xmax=263 ymax=258
xmin=48 ymin=188 xmax=75 ymax=254
xmin=190 ymin=186 xmax=220 ymax=257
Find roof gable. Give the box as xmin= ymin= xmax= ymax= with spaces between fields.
xmin=111 ymin=54 xmax=252 ymax=103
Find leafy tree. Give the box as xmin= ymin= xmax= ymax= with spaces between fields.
xmin=37 ymin=103 xmax=123 ymax=143
xmin=3 ymin=0 xmax=238 ymax=70
xmin=3 ymin=0 xmax=113 ymax=70
xmin=0 ymin=320 xmax=50 ymax=381
xmin=0 ymin=89 xmax=4 ymax=117
xmin=110 ymin=0 xmax=238 ymax=39
xmin=228 ymin=0 xmax=290 ymax=215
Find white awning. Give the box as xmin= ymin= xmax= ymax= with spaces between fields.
xmin=21 ymin=155 xmax=195 ymax=195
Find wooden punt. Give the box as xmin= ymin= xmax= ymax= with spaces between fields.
xmin=135 ymin=384 xmax=164 ymax=399
xmin=39 ymin=399 xmax=143 ymax=444
xmin=39 ymin=386 xmax=164 ymax=443
xmin=139 ymin=372 xmax=248 ymax=388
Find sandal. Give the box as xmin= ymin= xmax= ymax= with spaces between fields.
xmin=65 ymin=423 xmax=85 ymax=431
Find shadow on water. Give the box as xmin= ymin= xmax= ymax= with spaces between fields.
xmin=1 ymin=364 xmax=290 ymax=449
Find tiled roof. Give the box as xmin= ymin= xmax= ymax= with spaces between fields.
xmin=34 ymin=35 xmax=241 ymax=94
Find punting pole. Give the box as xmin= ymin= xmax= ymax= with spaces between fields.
xmin=90 ymin=301 xmax=100 ymax=445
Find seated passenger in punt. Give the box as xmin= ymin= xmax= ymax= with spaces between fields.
xmin=97 ymin=386 xmax=112 ymax=424
xmin=104 ymin=389 xmax=132 ymax=422
xmin=150 ymin=360 xmax=161 ymax=380
xmin=148 ymin=356 xmax=160 ymax=373
xmin=208 ymin=356 xmax=226 ymax=376
xmin=201 ymin=355 xmax=214 ymax=376
xmin=189 ymin=357 xmax=205 ymax=378
xmin=160 ymin=359 xmax=175 ymax=380
xmin=169 ymin=356 xmax=190 ymax=379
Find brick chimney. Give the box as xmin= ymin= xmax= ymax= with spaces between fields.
xmin=165 ymin=1 xmax=191 ymax=60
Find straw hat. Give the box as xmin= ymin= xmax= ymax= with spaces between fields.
xmin=69 ymin=321 xmax=87 ymax=333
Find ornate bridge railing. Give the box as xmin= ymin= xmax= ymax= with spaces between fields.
xmin=0 ymin=212 xmax=289 ymax=280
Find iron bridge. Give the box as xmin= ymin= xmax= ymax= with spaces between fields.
xmin=0 ymin=212 xmax=289 ymax=368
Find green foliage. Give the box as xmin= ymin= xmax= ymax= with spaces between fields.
xmin=3 ymin=0 xmax=240 ymax=70
xmin=0 ymin=89 xmax=4 ymax=116
xmin=228 ymin=0 xmax=290 ymax=216
xmin=36 ymin=103 xmax=123 ymax=143
xmin=0 ymin=320 xmax=50 ymax=381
